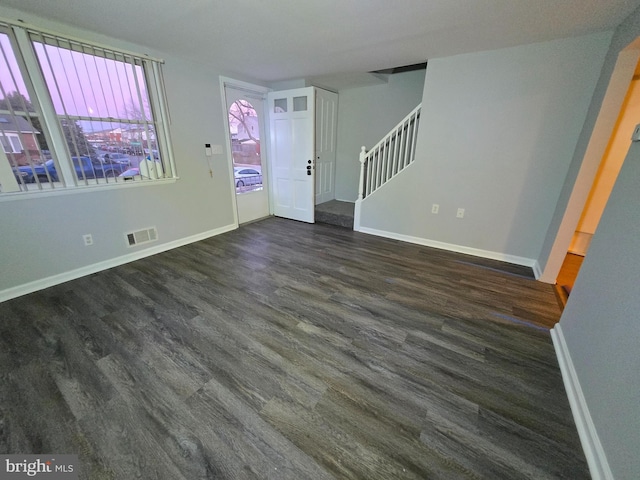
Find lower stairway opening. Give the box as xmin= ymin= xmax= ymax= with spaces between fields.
xmin=315 ymin=200 xmax=355 ymax=229
xmin=553 ymin=252 xmax=585 ymax=310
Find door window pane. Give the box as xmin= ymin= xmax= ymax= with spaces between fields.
xmin=293 ymin=96 xmax=307 ymax=111
xmin=274 ymin=98 xmax=287 ymax=113
xmin=229 ymin=99 xmax=262 ymax=194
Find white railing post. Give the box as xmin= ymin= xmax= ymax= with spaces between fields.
xmin=358 ymin=146 xmax=366 ymax=201
xmin=354 ymin=146 xmax=366 ymax=231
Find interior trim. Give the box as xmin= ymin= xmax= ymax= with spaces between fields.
xmin=356 ymin=226 xmax=537 ymax=271
xmin=0 ymin=223 xmax=237 ymax=303
xmin=551 ymin=324 xmax=614 ymax=480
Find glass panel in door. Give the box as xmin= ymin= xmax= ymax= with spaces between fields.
xmin=229 ymin=99 xmax=263 ymax=194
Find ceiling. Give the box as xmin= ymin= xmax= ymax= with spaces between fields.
xmin=1 ymin=0 xmax=640 ymax=86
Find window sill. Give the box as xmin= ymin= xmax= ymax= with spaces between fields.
xmin=0 ymin=176 xmax=179 ymax=203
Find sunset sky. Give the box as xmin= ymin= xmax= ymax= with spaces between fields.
xmin=1 ymin=32 xmax=152 ymax=133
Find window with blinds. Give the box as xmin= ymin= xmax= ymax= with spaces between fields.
xmin=0 ymin=22 xmax=175 ymax=195
xmin=0 ymin=28 xmax=52 ymax=191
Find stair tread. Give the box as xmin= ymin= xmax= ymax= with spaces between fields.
xmin=315 ymin=200 xmax=354 ymax=229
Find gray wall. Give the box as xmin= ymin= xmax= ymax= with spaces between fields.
xmin=0 ymin=6 xmax=243 ymax=294
xmin=334 ymin=70 xmax=426 ymax=202
xmin=359 ymin=33 xmax=612 ymax=263
xmin=538 ymin=6 xmax=640 ymax=278
xmin=552 ymin=7 xmax=640 ymax=479
xmin=559 ymin=140 xmax=640 ymax=479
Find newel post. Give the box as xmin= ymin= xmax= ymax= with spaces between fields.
xmin=358 ymin=146 xmax=366 ymax=201
xmin=354 ymin=146 xmax=366 ymax=232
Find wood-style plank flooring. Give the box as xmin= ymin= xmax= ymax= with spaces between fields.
xmin=0 ymin=217 xmax=588 ymax=479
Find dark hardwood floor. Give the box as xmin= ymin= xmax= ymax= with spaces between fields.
xmin=0 ymin=217 xmax=589 ymax=479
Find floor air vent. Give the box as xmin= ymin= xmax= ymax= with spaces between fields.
xmin=126 ymin=227 xmax=158 ymax=247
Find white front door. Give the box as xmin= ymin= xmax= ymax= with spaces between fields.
xmin=224 ymin=84 xmax=269 ymax=225
xmin=268 ymin=87 xmax=315 ymax=223
xmin=315 ymin=88 xmax=338 ymax=205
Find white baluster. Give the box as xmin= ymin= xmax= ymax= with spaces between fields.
xmin=401 ymin=119 xmax=410 ymax=169
xmin=410 ymin=111 xmax=420 ymax=164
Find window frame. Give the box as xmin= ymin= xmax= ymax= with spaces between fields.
xmin=0 ymin=132 xmax=23 ymax=153
xmin=0 ymin=19 xmax=176 ymax=198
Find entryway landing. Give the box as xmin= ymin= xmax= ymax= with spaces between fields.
xmin=315 ymin=200 xmax=354 ymax=229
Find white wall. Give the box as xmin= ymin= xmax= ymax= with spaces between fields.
xmin=359 ymin=33 xmax=611 ymax=264
xmin=0 ymin=6 xmax=243 ymax=297
xmin=558 ymin=139 xmax=640 ymax=480
xmin=268 ymin=78 xmax=307 ymax=90
xmin=334 ymin=70 xmax=426 ymax=202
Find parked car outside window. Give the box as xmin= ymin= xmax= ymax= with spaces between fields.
xmin=234 ymin=167 xmax=262 ymax=187
xmin=102 ymin=153 xmax=130 ymax=165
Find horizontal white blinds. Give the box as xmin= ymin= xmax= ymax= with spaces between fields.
xmin=28 ymin=29 xmax=171 ymax=184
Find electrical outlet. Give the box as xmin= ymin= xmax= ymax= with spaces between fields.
xmin=83 ymin=234 xmax=93 ymax=246
xmin=456 ymin=208 xmax=465 ymax=219
xmin=431 ymin=204 xmax=439 ymax=214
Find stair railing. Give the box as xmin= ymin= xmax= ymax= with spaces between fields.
xmin=354 ymin=104 xmax=421 ymax=230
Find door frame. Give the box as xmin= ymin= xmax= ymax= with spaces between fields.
xmin=219 ymin=76 xmax=272 ymax=227
xmin=539 ymin=44 xmax=640 ymax=282
xmin=315 ymin=87 xmax=339 ymax=206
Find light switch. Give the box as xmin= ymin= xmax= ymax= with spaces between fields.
xmin=210 ymin=144 xmax=223 ymax=155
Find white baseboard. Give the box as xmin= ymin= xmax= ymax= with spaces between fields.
xmin=356 ymin=226 xmax=536 ymax=269
xmin=532 ymin=260 xmax=542 ymax=280
xmin=551 ymin=324 xmax=614 ymax=480
xmin=0 ymin=223 xmax=237 ymax=304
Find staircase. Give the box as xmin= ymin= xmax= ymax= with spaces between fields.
xmin=354 ymin=104 xmax=421 ymax=230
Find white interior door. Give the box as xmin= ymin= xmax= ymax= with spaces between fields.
xmin=315 ymin=88 xmax=338 ymax=205
xmin=224 ymin=85 xmax=269 ymax=225
xmin=268 ymin=87 xmax=315 ymax=223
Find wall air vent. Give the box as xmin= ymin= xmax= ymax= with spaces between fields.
xmin=126 ymin=227 xmax=158 ymax=247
